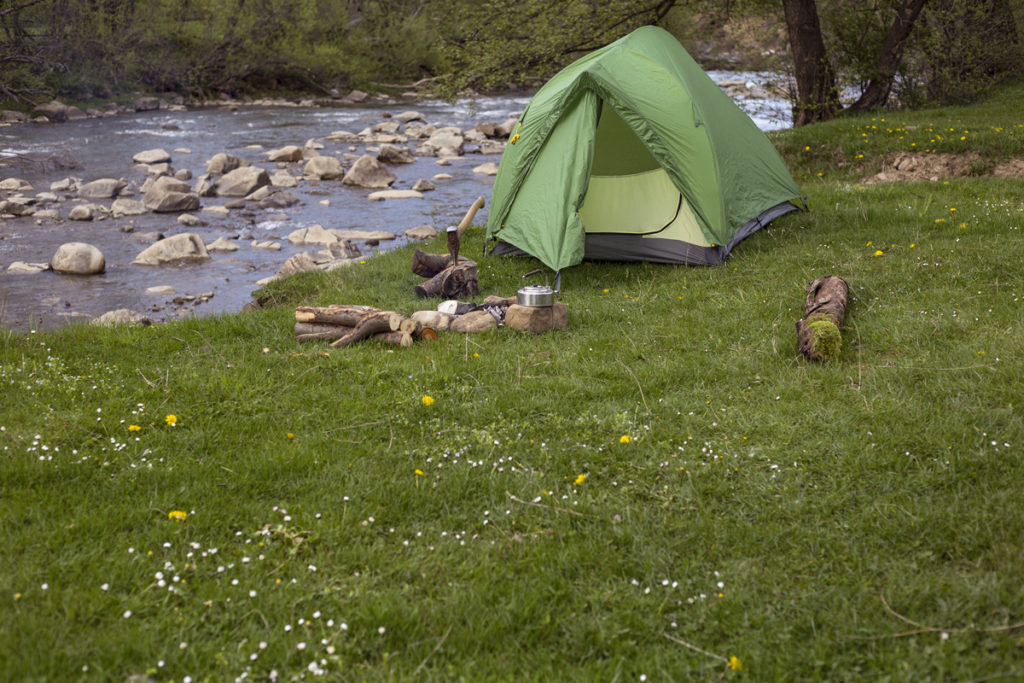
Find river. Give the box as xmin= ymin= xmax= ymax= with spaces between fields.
xmin=0 ymin=72 xmax=791 ymax=332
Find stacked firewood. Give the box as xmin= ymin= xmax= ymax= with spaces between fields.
xmin=295 ymin=305 xmax=437 ymax=348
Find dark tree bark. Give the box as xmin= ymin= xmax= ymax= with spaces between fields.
xmin=782 ymin=0 xmax=841 ymax=126
xmin=848 ymin=0 xmax=929 ymax=113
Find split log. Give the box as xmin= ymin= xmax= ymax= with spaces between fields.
xmin=295 ymin=322 xmax=411 ymax=346
xmin=330 ymin=310 xmax=401 ymax=348
xmin=414 ymin=259 xmax=478 ymax=299
xmin=796 ymin=275 xmax=849 ymax=361
xmin=295 ymin=304 xmax=379 ymax=326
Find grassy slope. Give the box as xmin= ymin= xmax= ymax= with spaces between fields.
xmin=2 ymin=84 xmax=1023 ymax=681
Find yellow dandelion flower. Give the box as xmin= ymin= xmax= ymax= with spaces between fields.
xmin=619 ymin=435 xmax=631 ymax=444
xmin=573 ymin=474 xmax=586 ymax=485
xmin=473 ymin=353 xmax=480 ymax=358
xmin=874 ymin=250 xmax=884 ymax=257
xmin=165 ymin=414 xmax=177 ymax=426
xmin=866 ymin=241 xmax=873 ymax=246
xmin=128 ymin=424 xmax=141 ymax=432
xmin=602 ymin=288 xmax=610 ymax=293
xmin=286 ymin=432 xmax=294 ymax=439
xmin=728 ymin=656 xmax=743 ymax=671
xmin=935 ymin=218 xmax=945 ymax=223
xmin=168 ymin=510 xmax=187 ymax=521
xmin=804 ymin=145 xmax=810 ymax=151
xmin=414 ymin=469 xmax=424 ymax=476
xmin=422 ymin=395 xmax=434 ymax=406
xmin=910 ymin=243 xmax=916 ymax=248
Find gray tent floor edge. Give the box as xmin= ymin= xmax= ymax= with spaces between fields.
xmin=723 ymin=200 xmax=802 ymax=258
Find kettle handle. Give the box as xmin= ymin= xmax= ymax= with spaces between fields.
xmin=521 ymin=269 xmax=561 ymax=294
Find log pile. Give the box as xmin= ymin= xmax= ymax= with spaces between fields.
xmin=295 ymin=305 xmax=437 ymax=348
xmin=796 ymin=275 xmax=849 ymax=361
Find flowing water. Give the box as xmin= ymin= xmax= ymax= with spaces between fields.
xmin=0 ymin=73 xmax=790 ymax=332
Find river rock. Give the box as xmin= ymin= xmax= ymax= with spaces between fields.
xmin=147 ymin=285 xmax=176 ymax=294
xmin=258 ymin=190 xmax=300 ymax=209
xmin=202 ymin=205 xmax=230 ymax=217
xmin=425 ymin=127 xmax=465 ymax=156
xmin=7 ymin=261 xmax=51 ymax=274
xmin=78 ymin=178 xmax=126 ymax=199
xmin=411 ymin=178 xmax=435 ymax=192
xmin=473 ymin=162 xmax=499 ymax=175
xmin=144 ymin=176 xmax=200 ymax=212
xmin=174 ymin=169 xmax=192 ymax=181
xmin=505 ymin=302 xmax=569 ymax=334
xmin=51 ymin=242 xmax=105 ymax=274
xmin=374 ymin=121 xmax=401 ymax=134
xmin=133 ymin=233 xmax=210 ymax=265
xmin=0 ymin=178 xmax=32 ymax=192
xmin=267 ymin=146 xmax=304 ymax=162
xmin=0 ymin=198 xmax=34 ymax=216
xmin=111 ymin=198 xmax=148 ymax=217
xmin=133 ymin=97 xmax=161 ymax=112
xmin=270 ymin=172 xmax=298 ymax=188
xmin=303 ymin=156 xmax=345 ymax=180
xmin=405 ymin=225 xmax=438 ymax=239
xmin=325 ymin=130 xmax=357 ymax=142
xmin=450 ymin=310 xmax=497 ymax=333
xmin=207 ymin=153 xmax=248 ymax=176
xmin=288 ymin=224 xmax=340 ymax=246
xmin=377 ymin=144 xmax=415 ymax=164
xmin=50 ymin=178 xmax=77 ymax=192
xmin=133 ymin=148 xmax=171 ymax=165
xmin=342 ymin=155 xmax=396 ymax=188
xmin=478 ymin=140 xmax=506 ymax=155
xmin=496 ymin=117 xmax=519 ymax=137
xmin=367 ymin=189 xmax=423 ymax=201
xmin=34 ymin=209 xmax=60 ymax=220
xmin=251 ymin=240 xmax=281 ymax=250
xmin=215 ymin=166 xmax=270 ymax=197
xmin=1 ymin=110 xmax=29 ymax=123
xmin=262 ymin=241 xmax=361 ymax=284
xmin=33 ymin=100 xmax=71 ymax=122
xmin=395 ymin=111 xmax=425 ymax=124
xmin=91 ymin=308 xmax=153 ymax=326
xmin=206 ymin=237 xmax=239 ymax=252
xmin=177 ymin=213 xmax=206 ymax=227
xmin=68 ymin=204 xmax=96 ymax=221
xmin=405 ymin=123 xmax=436 ymax=140
xmin=330 ymin=229 xmax=397 ymax=242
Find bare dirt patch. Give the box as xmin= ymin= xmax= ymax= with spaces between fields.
xmin=862 ymin=152 xmax=1024 ymax=183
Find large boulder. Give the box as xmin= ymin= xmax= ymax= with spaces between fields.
xmin=342 ymin=155 xmax=396 ymax=188
xmin=303 ymin=156 xmax=345 ymax=180
xmin=395 ymin=111 xmax=425 ymax=124
xmin=0 ymin=178 xmax=32 ymax=192
xmin=261 ymin=241 xmax=362 ymax=284
xmin=207 ymin=153 xmax=248 ymax=176
xmin=33 ymin=100 xmax=71 ymax=123
xmin=133 ymin=233 xmax=210 ymax=265
xmin=133 ymin=97 xmax=161 ymax=112
xmin=215 ymin=166 xmax=270 ymax=197
xmin=425 ymin=127 xmax=465 ymax=156
xmin=51 ymin=242 xmax=105 ymax=274
xmin=377 ymin=144 xmax=415 ymax=164
xmin=143 ymin=176 xmax=200 ymax=212
xmin=133 ymin=148 xmax=171 ymax=165
xmin=78 ymin=178 xmax=127 ymax=199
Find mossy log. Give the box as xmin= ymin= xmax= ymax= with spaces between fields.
xmin=796 ymin=275 xmax=849 ymax=361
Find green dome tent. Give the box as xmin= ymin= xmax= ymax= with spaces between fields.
xmin=485 ymin=26 xmax=803 ymax=272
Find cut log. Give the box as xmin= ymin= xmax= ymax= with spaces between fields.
xmin=329 ymin=310 xmax=399 ymax=348
xmin=796 ymin=275 xmax=850 ymax=361
xmin=295 ymin=304 xmax=379 ymax=326
xmin=295 ymin=323 xmax=410 ymax=346
xmin=414 ymin=260 xmax=478 ymax=299
xmin=412 ymin=250 xmax=475 ymax=278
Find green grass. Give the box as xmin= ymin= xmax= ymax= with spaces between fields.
xmin=3 ymin=85 xmax=1024 ymax=681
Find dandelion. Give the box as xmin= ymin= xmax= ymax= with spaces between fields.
xmin=935 ymin=218 xmax=946 ymax=223
xmin=128 ymin=425 xmax=141 ymax=432
xmin=414 ymin=469 xmax=424 ymax=476
xmin=574 ymin=474 xmax=586 ymax=485
xmin=874 ymin=250 xmax=884 ymax=257
xmin=286 ymin=433 xmax=294 ymax=440
xmin=165 ymin=414 xmax=178 ymax=426
xmin=168 ymin=510 xmax=187 ymax=521
xmin=620 ymin=435 xmax=631 ymax=444
xmin=473 ymin=353 xmax=480 ymax=358
xmin=728 ymin=656 xmax=743 ymax=671
xmin=422 ymin=396 xmax=435 ymax=406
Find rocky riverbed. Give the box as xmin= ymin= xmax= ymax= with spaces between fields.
xmin=0 ymin=76 xmax=791 ymax=332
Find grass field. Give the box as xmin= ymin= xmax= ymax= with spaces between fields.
xmin=2 ymin=83 xmax=1024 ymax=681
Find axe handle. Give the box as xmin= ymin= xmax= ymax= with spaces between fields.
xmin=456 ymin=196 xmax=486 ymax=239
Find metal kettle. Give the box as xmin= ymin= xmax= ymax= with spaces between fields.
xmin=516 ymin=269 xmax=559 ymax=307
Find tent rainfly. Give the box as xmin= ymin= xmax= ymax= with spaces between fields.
xmin=485 ymin=26 xmax=804 ymax=273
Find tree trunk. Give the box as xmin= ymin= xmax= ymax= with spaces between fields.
xmin=848 ymin=0 xmax=930 ymax=113
xmin=796 ymin=275 xmax=849 ymax=361
xmin=782 ymin=0 xmax=841 ymax=126
xmin=411 ymin=250 xmax=474 ymax=278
